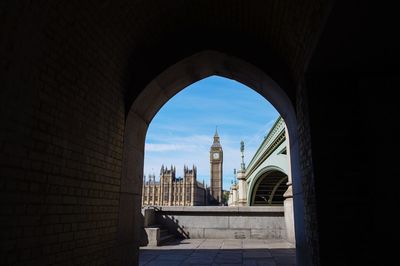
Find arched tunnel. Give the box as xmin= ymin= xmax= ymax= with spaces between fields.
xmin=0 ymin=1 xmax=395 ymax=265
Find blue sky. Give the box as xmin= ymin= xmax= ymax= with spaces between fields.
xmin=144 ymin=75 xmax=279 ymax=190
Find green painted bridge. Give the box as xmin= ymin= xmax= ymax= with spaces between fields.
xmin=246 ymin=116 xmax=290 ymax=206
xmin=228 ymin=116 xmax=291 ymax=207
xmin=228 ymin=116 xmax=295 ymax=243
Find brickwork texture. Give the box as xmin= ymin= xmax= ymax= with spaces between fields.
xmin=2 ymin=1 xmax=390 ymax=265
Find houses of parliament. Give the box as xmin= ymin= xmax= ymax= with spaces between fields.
xmin=142 ymin=130 xmax=223 ymax=206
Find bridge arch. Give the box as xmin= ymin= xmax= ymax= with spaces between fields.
xmin=248 ymin=165 xmax=288 ymax=206
xmin=121 ymin=50 xmax=309 ymax=265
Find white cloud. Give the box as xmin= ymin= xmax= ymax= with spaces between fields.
xmin=146 ymin=143 xmax=196 ymax=152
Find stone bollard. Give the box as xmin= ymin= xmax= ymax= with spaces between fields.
xmin=144 ymin=227 xmax=160 ymax=246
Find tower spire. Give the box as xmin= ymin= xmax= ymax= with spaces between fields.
xmin=212 ymin=126 xmax=221 ymax=146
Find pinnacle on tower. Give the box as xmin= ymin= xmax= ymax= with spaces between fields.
xmin=214 ymin=126 xmax=220 ymax=143
xmin=212 ymin=127 xmax=222 ymax=148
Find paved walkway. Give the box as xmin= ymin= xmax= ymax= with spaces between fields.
xmin=139 ymin=239 xmax=296 ymax=266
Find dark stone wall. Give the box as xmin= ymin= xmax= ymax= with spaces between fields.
xmin=1 ymin=2 xmax=126 ymax=265
xmin=303 ymin=1 xmax=398 ymax=265
xmin=304 ymin=72 xmax=398 ymax=266
xmin=296 ymin=79 xmax=319 ymax=266
xmin=305 ymin=73 xmax=373 ymax=265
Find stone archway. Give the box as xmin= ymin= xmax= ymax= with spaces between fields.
xmin=120 ymin=50 xmax=309 ymax=266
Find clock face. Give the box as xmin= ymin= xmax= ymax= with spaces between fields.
xmin=213 ymin=152 xmax=219 ymax=159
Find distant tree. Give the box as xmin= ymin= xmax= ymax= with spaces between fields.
xmin=222 ymin=190 xmax=230 ymax=205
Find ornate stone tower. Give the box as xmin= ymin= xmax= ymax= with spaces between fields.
xmin=210 ymin=128 xmax=223 ymax=204
xmin=184 ymin=165 xmax=197 ymax=205
xmin=160 ymin=165 xmax=176 ymax=205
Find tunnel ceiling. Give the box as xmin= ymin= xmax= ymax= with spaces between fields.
xmin=56 ymin=0 xmax=331 ymax=108
xmin=112 ymin=0 xmax=331 ymax=107
xmin=3 ymin=0 xmax=331 ymax=109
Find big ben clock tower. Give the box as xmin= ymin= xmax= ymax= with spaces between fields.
xmin=210 ymin=128 xmax=223 ymax=205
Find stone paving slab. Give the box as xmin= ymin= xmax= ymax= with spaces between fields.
xmin=140 ymin=239 xmax=296 ymax=265
xmin=243 ymin=250 xmax=272 ymax=258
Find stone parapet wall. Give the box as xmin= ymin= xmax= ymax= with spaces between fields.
xmin=151 ymin=206 xmax=286 ymax=240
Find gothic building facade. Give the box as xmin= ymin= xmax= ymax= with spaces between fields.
xmin=142 ymin=165 xmax=207 ymax=206
xmin=142 ymin=130 xmax=224 ymax=206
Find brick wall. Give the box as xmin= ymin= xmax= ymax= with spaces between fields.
xmin=300 ymin=2 xmax=395 ymax=265
xmin=296 ymin=79 xmax=320 ymax=266
xmin=1 ymin=2 xmax=126 ymax=264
